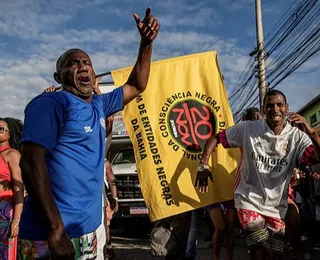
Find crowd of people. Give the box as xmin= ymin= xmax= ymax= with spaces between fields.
xmin=0 ymin=7 xmax=159 ymax=260
xmin=155 ymin=100 xmax=320 ymax=260
xmin=1 ymin=6 xmax=320 ymax=260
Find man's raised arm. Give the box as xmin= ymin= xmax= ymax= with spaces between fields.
xmin=122 ymin=7 xmax=160 ymax=106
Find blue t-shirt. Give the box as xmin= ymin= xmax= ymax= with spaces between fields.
xmin=19 ymin=88 xmax=123 ymax=240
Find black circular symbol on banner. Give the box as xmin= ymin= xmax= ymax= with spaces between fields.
xmin=168 ymin=100 xmax=216 ymax=153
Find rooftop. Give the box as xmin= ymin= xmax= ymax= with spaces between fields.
xmin=297 ymin=93 xmax=320 ymax=114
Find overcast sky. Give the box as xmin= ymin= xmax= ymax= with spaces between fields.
xmin=1 ymin=0 xmax=319 ymax=120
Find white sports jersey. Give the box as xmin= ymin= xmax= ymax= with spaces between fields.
xmin=221 ymin=120 xmax=313 ymax=219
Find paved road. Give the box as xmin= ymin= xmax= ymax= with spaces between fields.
xmin=109 ymin=214 xmax=320 ymax=259
xmin=112 ymin=235 xmax=249 ymax=259
xmin=110 ymin=224 xmax=320 ymax=259
xmin=112 ymin=235 xmax=320 ymax=259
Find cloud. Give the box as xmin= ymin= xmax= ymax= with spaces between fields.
xmin=1 ymin=0 xmax=318 ymax=122
xmin=278 ymin=78 xmax=319 ymax=112
xmin=0 ymin=2 xmax=73 ymax=39
xmin=275 ymin=54 xmax=320 ymax=111
xmin=0 ymin=74 xmax=50 ymax=118
xmin=1 ymin=26 xmax=249 ymax=120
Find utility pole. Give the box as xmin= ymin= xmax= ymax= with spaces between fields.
xmin=255 ymin=0 xmax=267 ymax=112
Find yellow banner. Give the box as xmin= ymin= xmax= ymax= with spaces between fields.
xmin=112 ymin=51 xmax=239 ymax=221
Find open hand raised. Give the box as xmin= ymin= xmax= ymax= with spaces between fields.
xmin=195 ymin=167 xmax=214 ymax=193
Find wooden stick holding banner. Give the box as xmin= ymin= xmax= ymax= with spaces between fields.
xmin=95 ymin=71 xmax=114 ymax=86
xmin=95 ymin=71 xmax=111 ymax=78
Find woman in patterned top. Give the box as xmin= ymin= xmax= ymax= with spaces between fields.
xmin=0 ymin=117 xmax=24 ymax=260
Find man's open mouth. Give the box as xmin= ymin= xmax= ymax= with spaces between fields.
xmin=79 ymin=76 xmax=90 ymax=85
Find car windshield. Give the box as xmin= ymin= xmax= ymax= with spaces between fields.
xmin=112 ymin=149 xmax=135 ymax=164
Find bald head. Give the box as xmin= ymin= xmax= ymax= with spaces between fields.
xmin=56 ymin=48 xmax=89 ymax=73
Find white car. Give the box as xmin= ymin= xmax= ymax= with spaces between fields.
xmin=111 ymin=148 xmax=149 ymax=218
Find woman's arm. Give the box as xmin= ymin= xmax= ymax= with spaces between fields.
xmin=7 ymin=149 xmax=24 ymax=238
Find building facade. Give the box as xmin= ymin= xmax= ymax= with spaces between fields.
xmin=297 ymin=93 xmax=320 ymax=135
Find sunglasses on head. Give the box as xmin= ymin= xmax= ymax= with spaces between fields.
xmin=0 ymin=127 xmax=9 ymax=133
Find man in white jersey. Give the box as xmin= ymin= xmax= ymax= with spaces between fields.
xmin=195 ymin=89 xmax=320 ymax=260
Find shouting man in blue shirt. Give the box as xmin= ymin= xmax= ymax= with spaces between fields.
xmin=19 ymin=7 xmax=160 ymax=260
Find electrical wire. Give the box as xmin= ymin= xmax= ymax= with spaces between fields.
xmin=231 ymin=0 xmax=320 ymax=121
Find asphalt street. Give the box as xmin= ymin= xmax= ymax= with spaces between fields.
xmin=110 ymin=217 xmax=320 ymax=259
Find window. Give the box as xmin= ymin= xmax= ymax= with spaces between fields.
xmin=112 ymin=149 xmax=135 ymax=164
xmin=310 ymin=113 xmax=317 ymax=126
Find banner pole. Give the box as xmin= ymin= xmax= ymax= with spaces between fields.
xmin=95 ymin=71 xmax=111 ymax=78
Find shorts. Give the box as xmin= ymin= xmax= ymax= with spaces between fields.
xmin=237 ymin=208 xmax=285 ymax=233
xmin=207 ymin=199 xmax=235 ymax=213
xmin=19 ymin=230 xmax=98 ymax=259
xmin=238 ymin=209 xmax=286 ymax=252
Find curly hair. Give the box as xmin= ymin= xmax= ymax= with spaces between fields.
xmin=0 ymin=117 xmax=23 ymax=150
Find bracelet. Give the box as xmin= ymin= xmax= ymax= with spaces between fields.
xmin=11 ymin=220 xmax=19 ymax=227
xmin=197 ymin=164 xmax=210 ymax=172
xmin=113 ymin=196 xmax=118 ymax=201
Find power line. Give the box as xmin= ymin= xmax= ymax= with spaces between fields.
xmin=217 ymin=1 xmax=232 ymax=39
xmin=231 ymin=0 xmax=320 ymax=121
xmin=224 ymin=19 xmax=255 ymax=74
xmin=201 ymin=0 xmax=219 ymax=49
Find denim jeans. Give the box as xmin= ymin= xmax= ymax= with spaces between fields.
xmin=185 ymin=211 xmax=198 ymax=259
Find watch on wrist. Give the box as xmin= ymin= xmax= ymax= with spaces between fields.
xmin=198 ymin=163 xmax=209 ymax=172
